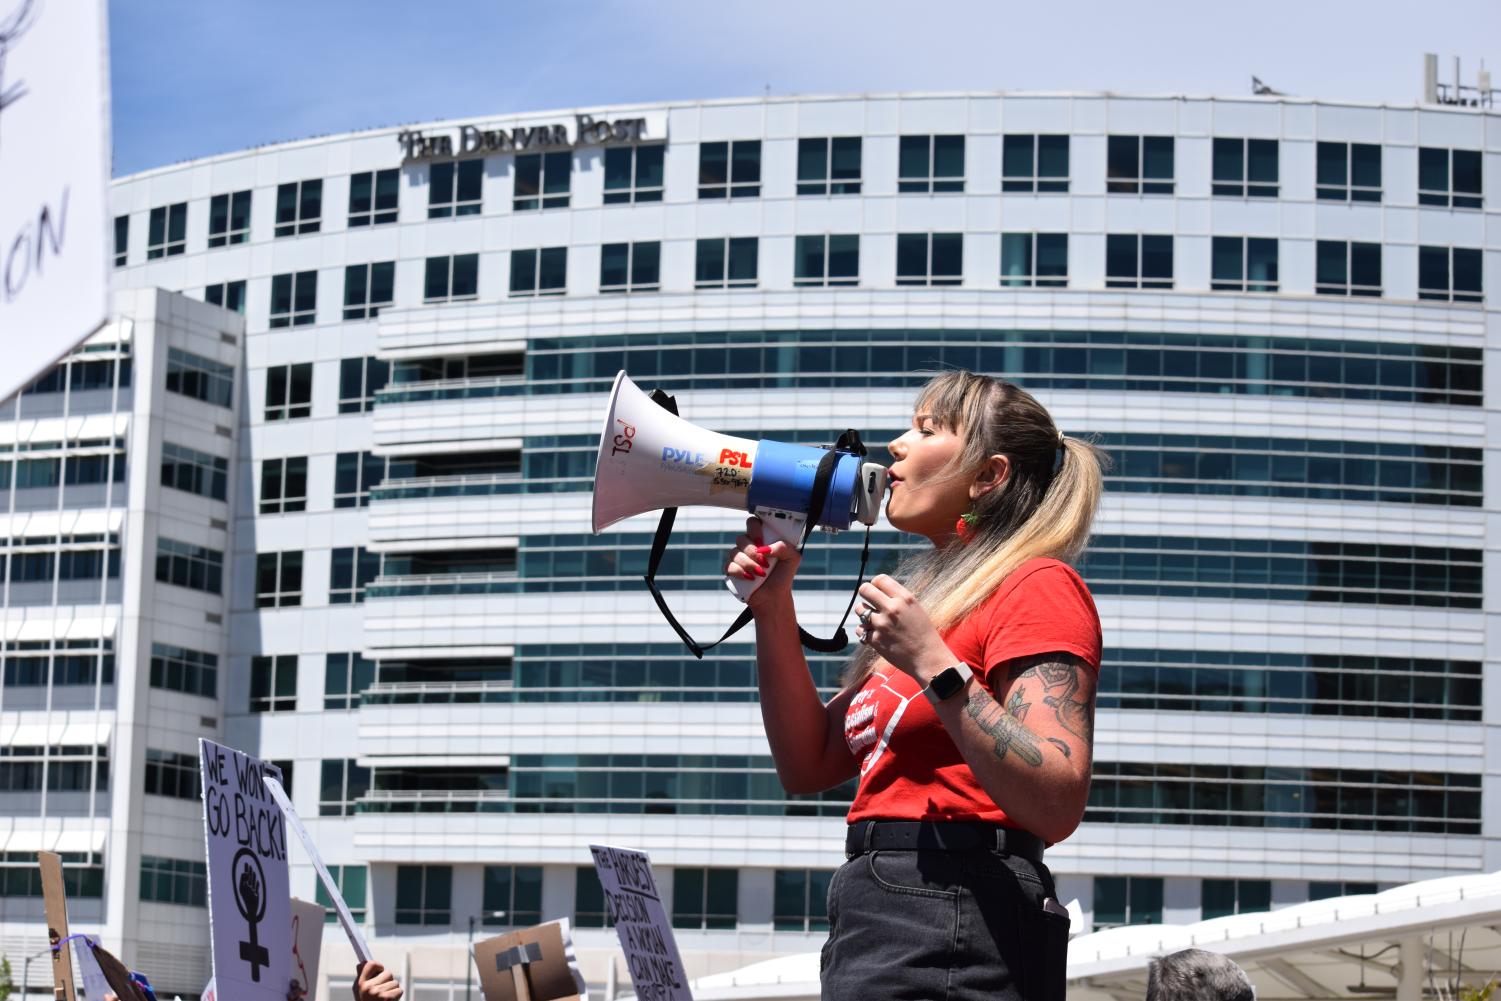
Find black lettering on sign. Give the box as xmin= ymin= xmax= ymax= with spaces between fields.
xmin=0 ymin=0 xmax=39 ymax=154
xmin=4 ymin=188 xmax=69 ymax=304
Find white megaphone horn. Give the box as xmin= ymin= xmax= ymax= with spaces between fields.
xmin=591 ymin=371 xmax=887 ymax=601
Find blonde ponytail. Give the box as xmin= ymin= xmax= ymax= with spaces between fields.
xmin=844 ymin=372 xmax=1108 ymax=685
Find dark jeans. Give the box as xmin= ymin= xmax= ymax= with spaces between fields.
xmin=820 ymin=847 xmax=1069 ymax=1001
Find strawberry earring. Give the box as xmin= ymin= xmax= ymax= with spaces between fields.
xmin=955 ymin=510 xmax=978 ymax=543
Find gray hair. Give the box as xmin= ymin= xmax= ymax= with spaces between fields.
xmin=1145 ymin=949 xmax=1256 ymax=1001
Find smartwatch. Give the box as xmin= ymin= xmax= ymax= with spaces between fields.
xmin=922 ymin=662 xmax=974 ymax=706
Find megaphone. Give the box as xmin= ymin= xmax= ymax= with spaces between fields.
xmin=592 ymin=371 xmax=887 ymax=600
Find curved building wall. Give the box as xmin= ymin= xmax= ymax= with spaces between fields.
xmin=0 ymin=91 xmax=1494 ymax=996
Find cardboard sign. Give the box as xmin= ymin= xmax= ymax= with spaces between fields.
xmin=199 ymin=739 xmax=292 ymax=1001
xmin=588 ymin=845 xmax=692 ymax=1001
xmin=0 ymin=0 xmax=112 ymax=400
xmin=473 ymin=920 xmax=584 ymax=1001
xmin=37 ymin=850 xmax=77 ymax=1001
xmin=263 ymin=775 xmax=374 ymax=964
xmin=290 ymin=897 xmax=325 ymax=998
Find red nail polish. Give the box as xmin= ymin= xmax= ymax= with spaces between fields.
xmin=756 ymin=545 xmax=772 ymax=555
xmin=754 ymin=565 xmax=767 ymax=577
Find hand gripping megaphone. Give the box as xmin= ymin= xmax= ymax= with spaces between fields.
xmin=592 ymin=371 xmax=887 ymax=601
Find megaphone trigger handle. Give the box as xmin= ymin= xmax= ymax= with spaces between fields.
xmin=726 ymin=506 xmax=807 ymax=603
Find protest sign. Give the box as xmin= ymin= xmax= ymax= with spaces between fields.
xmin=588 ymin=845 xmax=692 ymax=1001
xmin=0 ymin=0 xmax=112 ymax=400
xmin=473 ymin=920 xmax=584 ymax=1001
xmin=37 ymin=850 xmax=77 ymax=1001
xmin=202 ymin=977 xmax=217 ymax=1001
xmin=86 ymin=938 xmax=145 ymax=1000
xmin=199 ymin=738 xmax=292 ymax=1001
xmin=263 ymin=774 xmax=374 ymax=964
xmin=71 ymin=936 xmax=110 ymax=1000
xmin=290 ymin=896 xmax=326 ymax=998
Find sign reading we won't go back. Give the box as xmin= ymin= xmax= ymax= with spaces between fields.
xmin=200 ymin=739 xmax=292 ymax=1001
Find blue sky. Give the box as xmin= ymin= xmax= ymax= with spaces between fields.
xmin=110 ymin=0 xmax=1501 ymax=177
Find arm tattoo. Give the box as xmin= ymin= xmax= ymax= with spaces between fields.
xmin=1006 ymin=653 xmax=1096 ymax=749
xmin=964 ymin=689 xmax=1044 ymax=767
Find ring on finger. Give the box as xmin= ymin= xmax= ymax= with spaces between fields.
xmin=856 ymin=606 xmax=873 ymax=628
xmin=855 ymin=627 xmax=869 ymax=645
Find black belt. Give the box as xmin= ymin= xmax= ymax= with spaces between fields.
xmin=846 ymin=820 xmax=1044 ymax=863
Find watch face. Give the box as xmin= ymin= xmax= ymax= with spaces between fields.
xmin=932 ymin=667 xmax=963 ymax=699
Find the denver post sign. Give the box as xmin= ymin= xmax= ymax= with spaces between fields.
xmin=397 ymin=110 xmax=666 ymax=162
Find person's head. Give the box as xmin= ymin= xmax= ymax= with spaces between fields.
xmin=1146 ymin=949 xmax=1256 ymax=1001
xmin=848 ymin=370 xmax=1106 ymax=680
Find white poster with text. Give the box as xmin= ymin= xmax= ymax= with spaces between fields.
xmin=0 ymin=0 xmax=111 ymax=400
xmin=200 ymin=739 xmax=292 ymax=1001
xmin=589 ymin=844 xmax=692 ymax=1001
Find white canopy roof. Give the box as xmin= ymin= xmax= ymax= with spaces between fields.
xmin=685 ymin=869 xmax=1501 ymax=1001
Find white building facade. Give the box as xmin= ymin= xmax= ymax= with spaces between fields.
xmin=0 ymin=90 xmax=1497 ymax=998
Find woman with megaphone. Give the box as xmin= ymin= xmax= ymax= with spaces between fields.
xmin=726 ymin=370 xmax=1105 ymax=1001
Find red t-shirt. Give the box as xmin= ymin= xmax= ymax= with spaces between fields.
xmin=843 ymin=557 xmax=1102 ymax=825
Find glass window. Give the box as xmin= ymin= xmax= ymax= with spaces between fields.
xmin=1418 ymin=246 xmax=1484 ymax=304
xmin=324 ymin=653 xmax=376 ymax=710
xmin=207 ymin=190 xmax=251 ymax=246
xmin=204 ymin=280 xmax=247 ymax=315
xmin=1419 ymin=147 xmax=1483 ymax=209
xmin=773 ymin=869 xmax=832 ymax=931
xmin=1316 ymin=241 xmax=1382 ymax=297
xmin=694 ymin=238 xmax=758 ymax=289
xmin=146 ymin=203 xmax=187 ymax=259
xmin=395 ymin=865 xmax=452 ymax=925
xmin=259 ymin=457 xmax=308 ymax=515
xmin=423 ymin=254 xmax=480 ymax=303
xmin=698 ymin=140 xmax=761 ymax=198
xmin=514 ymin=151 xmax=571 ymax=211
xmin=318 ymin=758 xmax=371 ymax=816
xmin=274 ymin=179 xmax=323 ymax=237
xmin=349 ymin=169 xmax=399 ymax=226
xmin=1211 ymin=237 xmax=1279 ymax=293
xmin=1000 ymin=233 xmax=1068 ymax=287
xmin=144 ymin=749 xmax=202 ymax=800
xmin=154 ymin=537 xmax=224 ymax=594
xmin=482 ymin=866 xmax=544 ymax=927
xmin=603 ymin=145 xmax=665 ymax=204
xmin=1317 ymin=142 xmax=1382 ymax=202
xmin=1106 ymin=234 xmax=1173 ymax=289
xmin=574 ymin=866 xmax=608 ymax=928
xmin=1093 ymin=876 xmax=1163 ymax=930
xmin=1309 ymin=880 xmax=1377 ymax=901
xmin=264 ymin=363 xmax=313 ymax=421
xmin=333 ymin=452 xmax=387 ymax=508
xmin=898 ymin=135 xmax=965 ymax=193
xmin=160 ymin=443 xmax=227 ymax=502
xmin=429 ymin=159 xmax=484 ymax=217
xmin=139 ymin=856 xmax=207 ymax=907
xmin=343 ymin=262 xmax=396 ymax=320
xmin=316 ymin=865 xmax=368 ymax=922
xmin=330 ymin=547 xmax=381 ymax=604
xmin=895 ymin=233 xmax=963 ymax=286
xmin=1202 ymin=878 xmax=1270 ymax=919
xmin=149 ymin=642 xmax=217 ymax=698
xmin=509 ymin=247 xmax=568 ymax=297
xmin=1212 ymin=138 xmax=1278 ymax=197
xmin=1002 ymin=135 xmax=1069 ymax=192
xmin=113 ymin=214 xmax=129 ymax=267
xmin=249 ymin=654 xmax=297 ymax=713
xmin=599 ymin=242 xmax=660 ymax=293
xmin=797 ymin=137 xmax=862 ymax=195
xmin=255 ymin=550 xmax=304 ymax=608
xmin=671 ymin=867 xmax=738 ymax=929
xmin=1107 ymin=135 xmax=1174 ymax=194
xmin=269 ymin=271 xmax=318 ymax=327
xmin=793 ymin=234 xmax=859 ymax=287
xmin=338 ymin=356 xmax=390 ymax=414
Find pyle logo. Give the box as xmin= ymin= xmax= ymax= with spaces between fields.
xmin=661 ymin=446 xmax=706 ymax=466
xmin=610 ymin=419 xmax=635 ymax=456
xmin=718 ymin=448 xmax=753 ymax=470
